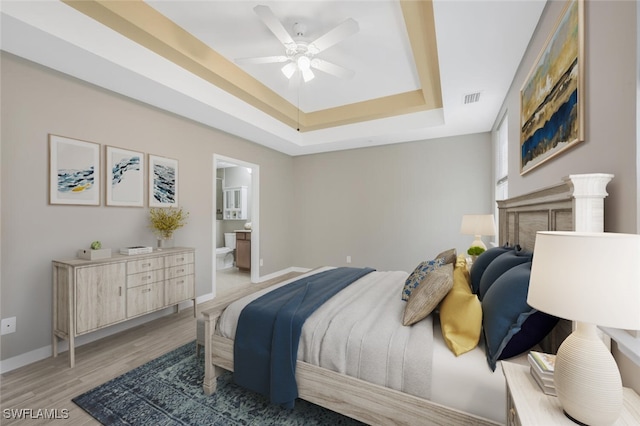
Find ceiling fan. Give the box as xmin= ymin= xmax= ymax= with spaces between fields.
xmin=235 ymin=5 xmax=359 ymax=86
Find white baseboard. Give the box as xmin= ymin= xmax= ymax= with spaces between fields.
xmin=0 ymin=345 xmax=52 ymax=374
xmin=0 ymin=304 xmax=189 ymax=374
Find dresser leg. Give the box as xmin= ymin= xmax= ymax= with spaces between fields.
xmin=69 ymin=334 xmax=75 ymax=368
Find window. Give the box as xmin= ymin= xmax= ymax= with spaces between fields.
xmin=496 ymin=114 xmax=509 ymax=201
xmin=493 ymin=114 xmax=509 ymax=245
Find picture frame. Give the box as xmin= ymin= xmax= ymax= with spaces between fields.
xmin=520 ymin=0 xmax=584 ymax=175
xmin=149 ymin=154 xmax=178 ymax=207
xmin=49 ymin=134 xmax=100 ymax=206
xmin=106 ymin=146 xmax=144 ymax=207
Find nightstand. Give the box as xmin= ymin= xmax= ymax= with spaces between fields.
xmin=502 ymin=362 xmax=640 ymax=426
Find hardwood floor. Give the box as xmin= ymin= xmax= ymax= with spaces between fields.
xmin=0 ymin=272 xmax=302 ymax=425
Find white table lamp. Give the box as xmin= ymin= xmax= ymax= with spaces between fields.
xmin=460 ymin=214 xmax=496 ymax=250
xmin=528 ymin=231 xmax=640 ymax=425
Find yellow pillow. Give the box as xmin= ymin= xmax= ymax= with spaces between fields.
xmin=439 ymin=256 xmax=482 ymax=356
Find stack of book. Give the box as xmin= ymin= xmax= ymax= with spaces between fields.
xmin=528 ymin=351 xmax=556 ymax=396
xmin=120 ymin=246 xmax=153 ymax=255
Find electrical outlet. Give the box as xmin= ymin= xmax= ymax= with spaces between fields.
xmin=346 ymin=256 xmax=352 ymax=264
xmin=260 ymin=258 xmax=264 ymax=267
xmin=1 ymin=317 xmax=16 ymax=335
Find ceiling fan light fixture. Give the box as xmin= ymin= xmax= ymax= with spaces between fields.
xmin=248 ymin=5 xmax=357 ymax=85
xmin=302 ymin=67 xmax=315 ymax=82
xmin=281 ymin=62 xmax=297 ymax=79
xmin=297 ymin=55 xmax=311 ymax=71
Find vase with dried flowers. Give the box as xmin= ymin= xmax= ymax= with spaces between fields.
xmin=149 ymin=206 xmax=189 ymax=249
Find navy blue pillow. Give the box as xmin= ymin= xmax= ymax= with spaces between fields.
xmin=477 ymin=248 xmax=532 ymax=301
xmin=469 ymin=244 xmax=514 ymax=294
xmin=482 ymin=262 xmax=559 ymax=371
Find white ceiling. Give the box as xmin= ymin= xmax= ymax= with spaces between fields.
xmin=0 ymin=0 xmax=547 ymax=156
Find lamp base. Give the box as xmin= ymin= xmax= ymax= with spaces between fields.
xmin=555 ymin=322 xmax=622 ymax=426
xmin=470 ymin=235 xmax=486 ymax=250
xmin=564 ymin=410 xmax=589 ymax=426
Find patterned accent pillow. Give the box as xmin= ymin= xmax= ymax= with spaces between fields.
xmin=435 ymin=248 xmax=457 ymax=265
xmin=402 ymin=258 xmax=445 ymax=301
xmin=403 ymin=263 xmax=453 ymax=326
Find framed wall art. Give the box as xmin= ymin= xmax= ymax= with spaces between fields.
xmin=106 ymin=146 xmax=144 ymax=207
xmin=149 ymin=154 xmax=178 ymax=207
xmin=49 ymin=134 xmax=100 ymax=206
xmin=520 ymin=0 xmax=584 ymax=175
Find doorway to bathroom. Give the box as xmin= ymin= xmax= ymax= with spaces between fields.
xmin=213 ymin=154 xmax=260 ymax=297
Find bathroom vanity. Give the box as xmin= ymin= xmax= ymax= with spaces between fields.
xmin=235 ymin=230 xmax=251 ymax=271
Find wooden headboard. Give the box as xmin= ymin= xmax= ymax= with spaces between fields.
xmin=496 ymin=173 xmax=614 ymax=352
xmin=497 ymin=180 xmax=574 ymax=250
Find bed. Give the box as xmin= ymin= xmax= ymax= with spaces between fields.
xmin=200 ymin=173 xmax=613 ymax=425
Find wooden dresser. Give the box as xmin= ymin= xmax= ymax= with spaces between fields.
xmin=52 ymin=247 xmax=196 ymax=367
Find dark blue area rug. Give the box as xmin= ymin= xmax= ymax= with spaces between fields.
xmin=73 ymin=341 xmax=364 ymax=425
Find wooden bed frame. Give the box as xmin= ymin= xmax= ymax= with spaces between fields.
xmin=201 ymin=173 xmax=613 ymax=426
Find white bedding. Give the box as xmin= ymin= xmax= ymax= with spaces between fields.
xmin=217 ymin=266 xmax=511 ymax=424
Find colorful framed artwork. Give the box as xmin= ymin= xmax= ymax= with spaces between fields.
xmin=49 ymin=134 xmax=100 ymax=206
xmin=106 ymin=146 xmax=144 ymax=207
xmin=149 ymin=154 xmax=178 ymax=207
xmin=520 ymin=0 xmax=584 ymax=175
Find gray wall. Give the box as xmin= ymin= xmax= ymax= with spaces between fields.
xmin=494 ymin=0 xmax=639 ymax=391
xmin=291 ymin=134 xmax=493 ymax=273
xmin=0 ymin=53 xmax=294 ymax=360
xmin=500 ymin=0 xmax=638 ymax=234
xmin=0 ymin=52 xmax=493 ymax=365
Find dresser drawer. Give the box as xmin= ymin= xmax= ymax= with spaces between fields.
xmin=165 ymin=252 xmax=194 ymax=268
xmin=165 ymin=275 xmax=195 ymax=305
xmin=127 ymin=282 xmax=164 ymax=317
xmin=127 ymin=257 xmax=163 ymax=274
xmin=166 ymin=263 xmax=194 ymax=280
xmin=236 ymin=231 xmax=251 ymax=240
xmin=127 ymin=269 xmax=164 ymax=288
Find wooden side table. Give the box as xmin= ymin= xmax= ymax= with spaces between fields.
xmin=502 ymin=362 xmax=640 ymax=426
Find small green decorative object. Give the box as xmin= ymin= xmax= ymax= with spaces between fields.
xmin=467 ymin=246 xmax=485 ymax=256
xmin=91 ymin=241 xmax=102 ymax=250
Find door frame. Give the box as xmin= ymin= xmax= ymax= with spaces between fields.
xmin=212 ymin=154 xmax=260 ymax=296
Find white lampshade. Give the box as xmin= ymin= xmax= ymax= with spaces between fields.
xmin=460 ymin=214 xmax=496 ymax=250
xmin=528 ymin=231 xmax=640 ymax=425
xmin=528 ymin=232 xmax=640 ymax=329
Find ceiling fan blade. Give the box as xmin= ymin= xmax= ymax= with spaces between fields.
xmin=311 ymin=58 xmax=355 ymax=79
xmin=235 ymin=56 xmax=288 ymax=65
xmin=253 ymin=5 xmax=295 ymax=48
xmin=309 ymin=18 xmax=359 ymax=53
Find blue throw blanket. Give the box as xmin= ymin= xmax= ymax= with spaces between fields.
xmin=233 ymin=267 xmax=375 ymax=408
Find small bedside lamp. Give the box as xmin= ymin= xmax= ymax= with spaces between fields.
xmin=460 ymin=214 xmax=496 ymax=250
xmin=528 ymin=231 xmax=640 ymax=425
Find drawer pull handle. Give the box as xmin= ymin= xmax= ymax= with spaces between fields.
xmin=143 ymin=288 xmax=152 ymax=293
xmin=142 ymin=263 xmax=151 ymax=268
xmin=119 ymin=286 xmax=122 ymax=296
xmin=142 ymin=275 xmax=151 ymax=280
xmin=177 ymin=257 xmax=184 ymax=261
xmin=178 ymin=269 xmax=184 ymax=273
xmin=177 ymin=280 xmax=184 ymax=284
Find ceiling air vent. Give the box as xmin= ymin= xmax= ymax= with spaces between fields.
xmin=463 ymin=92 xmax=481 ymax=104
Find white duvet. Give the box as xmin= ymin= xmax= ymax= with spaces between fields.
xmin=217 ymin=266 xmax=510 ymax=424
